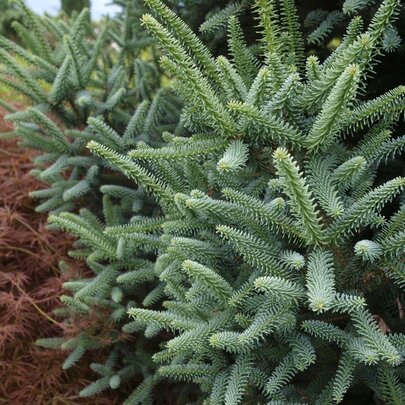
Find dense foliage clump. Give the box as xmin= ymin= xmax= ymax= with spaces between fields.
xmin=1 ymin=0 xmax=404 ymax=403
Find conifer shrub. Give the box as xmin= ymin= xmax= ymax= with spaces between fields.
xmin=1 ymin=0 xmax=405 ymax=403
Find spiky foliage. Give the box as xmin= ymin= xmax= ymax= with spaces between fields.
xmin=3 ymin=0 xmax=405 ymax=403
xmin=104 ymin=0 xmax=404 ymax=403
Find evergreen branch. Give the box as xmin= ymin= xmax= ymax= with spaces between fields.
xmin=6 ymin=108 xmax=69 ymax=151
xmin=332 ymin=351 xmax=356 ymax=403
xmin=15 ymin=0 xmax=52 ymax=60
xmin=182 ymin=260 xmax=234 ymax=302
xmin=0 ymin=35 xmax=57 ymax=76
xmin=0 ymin=48 xmax=47 ymax=103
xmin=216 ymin=225 xmax=284 ymax=277
xmin=129 ymin=138 xmax=226 ymax=160
xmin=63 ymin=35 xmax=85 ymax=88
xmin=253 ymin=0 xmax=281 ymax=58
xmin=298 ymin=34 xmax=372 ymax=109
xmin=306 ymin=249 xmax=336 ymax=313
xmin=307 ymin=11 xmax=344 ymax=45
xmin=217 ymin=56 xmax=248 ymax=101
xmin=87 ymin=117 xmax=124 ymax=151
xmin=367 ymin=0 xmax=401 ymax=42
xmin=217 ymin=141 xmax=249 ymax=173
xmin=227 ymin=101 xmax=303 ymax=146
xmin=144 ymin=0 xmax=222 ymax=86
xmin=279 ymin=0 xmax=304 ymax=66
xmin=265 ymin=354 xmax=297 ymax=395
xmin=332 ymin=156 xmax=366 ymax=188
xmin=307 ymin=156 xmax=345 ymax=218
xmin=273 ymin=148 xmax=325 ymax=245
xmin=141 ymin=14 xmax=235 ymax=136
xmin=128 ymin=308 xmax=201 ymax=331
xmin=305 ymin=64 xmax=360 ymax=151
xmin=380 ymin=232 xmax=405 ymax=256
xmin=105 ymin=217 xmax=165 ymax=236
xmin=87 ymin=141 xmax=173 ymax=202
xmin=49 ymin=213 xmax=116 ymax=258
xmin=158 ymin=364 xmax=217 ymax=382
xmin=327 ymin=177 xmax=405 ymax=241
xmin=200 ymin=1 xmax=248 ymax=34
xmin=224 ymin=355 xmax=253 ymax=405
xmin=254 ymin=276 xmax=305 ymax=303
xmin=301 ymin=320 xmax=347 ymax=347
xmin=246 ymin=67 xmax=271 ymax=107
xmin=221 ymin=188 xmax=305 ymax=241
xmin=351 ymin=308 xmax=400 ymax=365
xmin=228 ymin=15 xmax=259 ymax=87
xmin=123 ymin=100 xmax=150 ymax=141
xmin=340 ymin=86 xmax=405 ymax=133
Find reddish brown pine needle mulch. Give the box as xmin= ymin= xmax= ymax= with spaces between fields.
xmin=0 ymin=107 xmax=118 ymax=405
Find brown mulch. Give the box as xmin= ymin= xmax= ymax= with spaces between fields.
xmin=0 ymin=107 xmax=118 ymax=405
